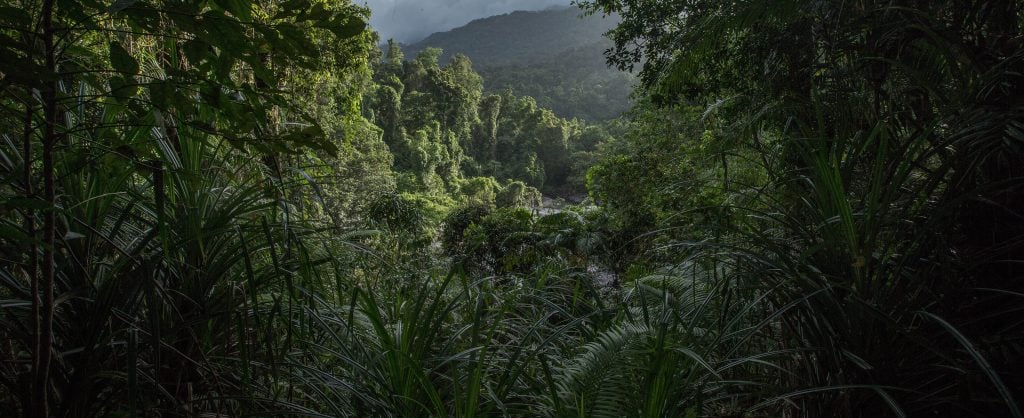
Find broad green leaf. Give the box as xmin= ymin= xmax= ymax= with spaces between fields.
xmin=297 ymin=2 xmax=331 ymax=23
xmin=124 ymin=4 xmax=161 ymax=31
xmin=180 ymin=39 xmax=208 ymax=65
xmin=109 ymin=41 xmax=139 ymax=75
xmin=108 ymin=75 xmax=138 ymax=101
xmin=148 ymin=80 xmax=173 ymax=109
xmin=213 ymin=0 xmax=251 ymax=20
xmin=0 ymin=6 xmax=31 ymax=26
xmin=106 ymin=0 xmax=139 ymax=14
xmin=272 ymin=0 xmax=310 ymax=19
xmin=319 ymin=16 xmax=366 ymax=39
xmin=199 ymin=11 xmax=248 ymax=57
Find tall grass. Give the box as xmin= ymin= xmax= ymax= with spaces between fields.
xmin=0 ymin=76 xmax=356 ymax=414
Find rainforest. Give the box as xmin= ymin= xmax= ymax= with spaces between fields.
xmin=1 ymin=0 xmax=1022 ymax=417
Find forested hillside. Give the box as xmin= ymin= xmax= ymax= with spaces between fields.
xmin=404 ymin=6 xmax=633 ymax=121
xmin=1 ymin=0 xmax=1022 ymax=417
xmin=365 ymin=41 xmax=608 ymax=203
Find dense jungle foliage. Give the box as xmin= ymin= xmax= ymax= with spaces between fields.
xmin=0 ymin=0 xmax=1022 ymax=417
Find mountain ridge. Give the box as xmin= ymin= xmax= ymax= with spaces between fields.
xmin=400 ymin=6 xmax=633 ymax=121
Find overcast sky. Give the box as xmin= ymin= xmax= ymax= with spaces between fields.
xmin=360 ymin=0 xmax=573 ymax=43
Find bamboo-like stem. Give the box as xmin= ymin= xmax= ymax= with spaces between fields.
xmin=22 ymin=95 xmax=40 ymax=418
xmin=34 ymin=0 xmax=58 ymax=414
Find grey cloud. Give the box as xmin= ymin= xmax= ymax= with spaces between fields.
xmin=360 ymin=0 xmax=572 ymax=43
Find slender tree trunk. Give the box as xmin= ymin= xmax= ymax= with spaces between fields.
xmin=34 ymin=0 xmax=58 ymax=415
xmin=20 ymin=18 xmax=41 ymax=418
xmin=23 ymin=97 xmax=40 ymax=418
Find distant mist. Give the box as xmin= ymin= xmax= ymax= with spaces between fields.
xmin=361 ymin=0 xmax=573 ymax=43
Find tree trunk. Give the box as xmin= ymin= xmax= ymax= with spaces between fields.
xmin=34 ymin=0 xmax=58 ymax=415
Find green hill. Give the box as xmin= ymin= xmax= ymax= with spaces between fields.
xmin=403 ymin=6 xmax=633 ymax=121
